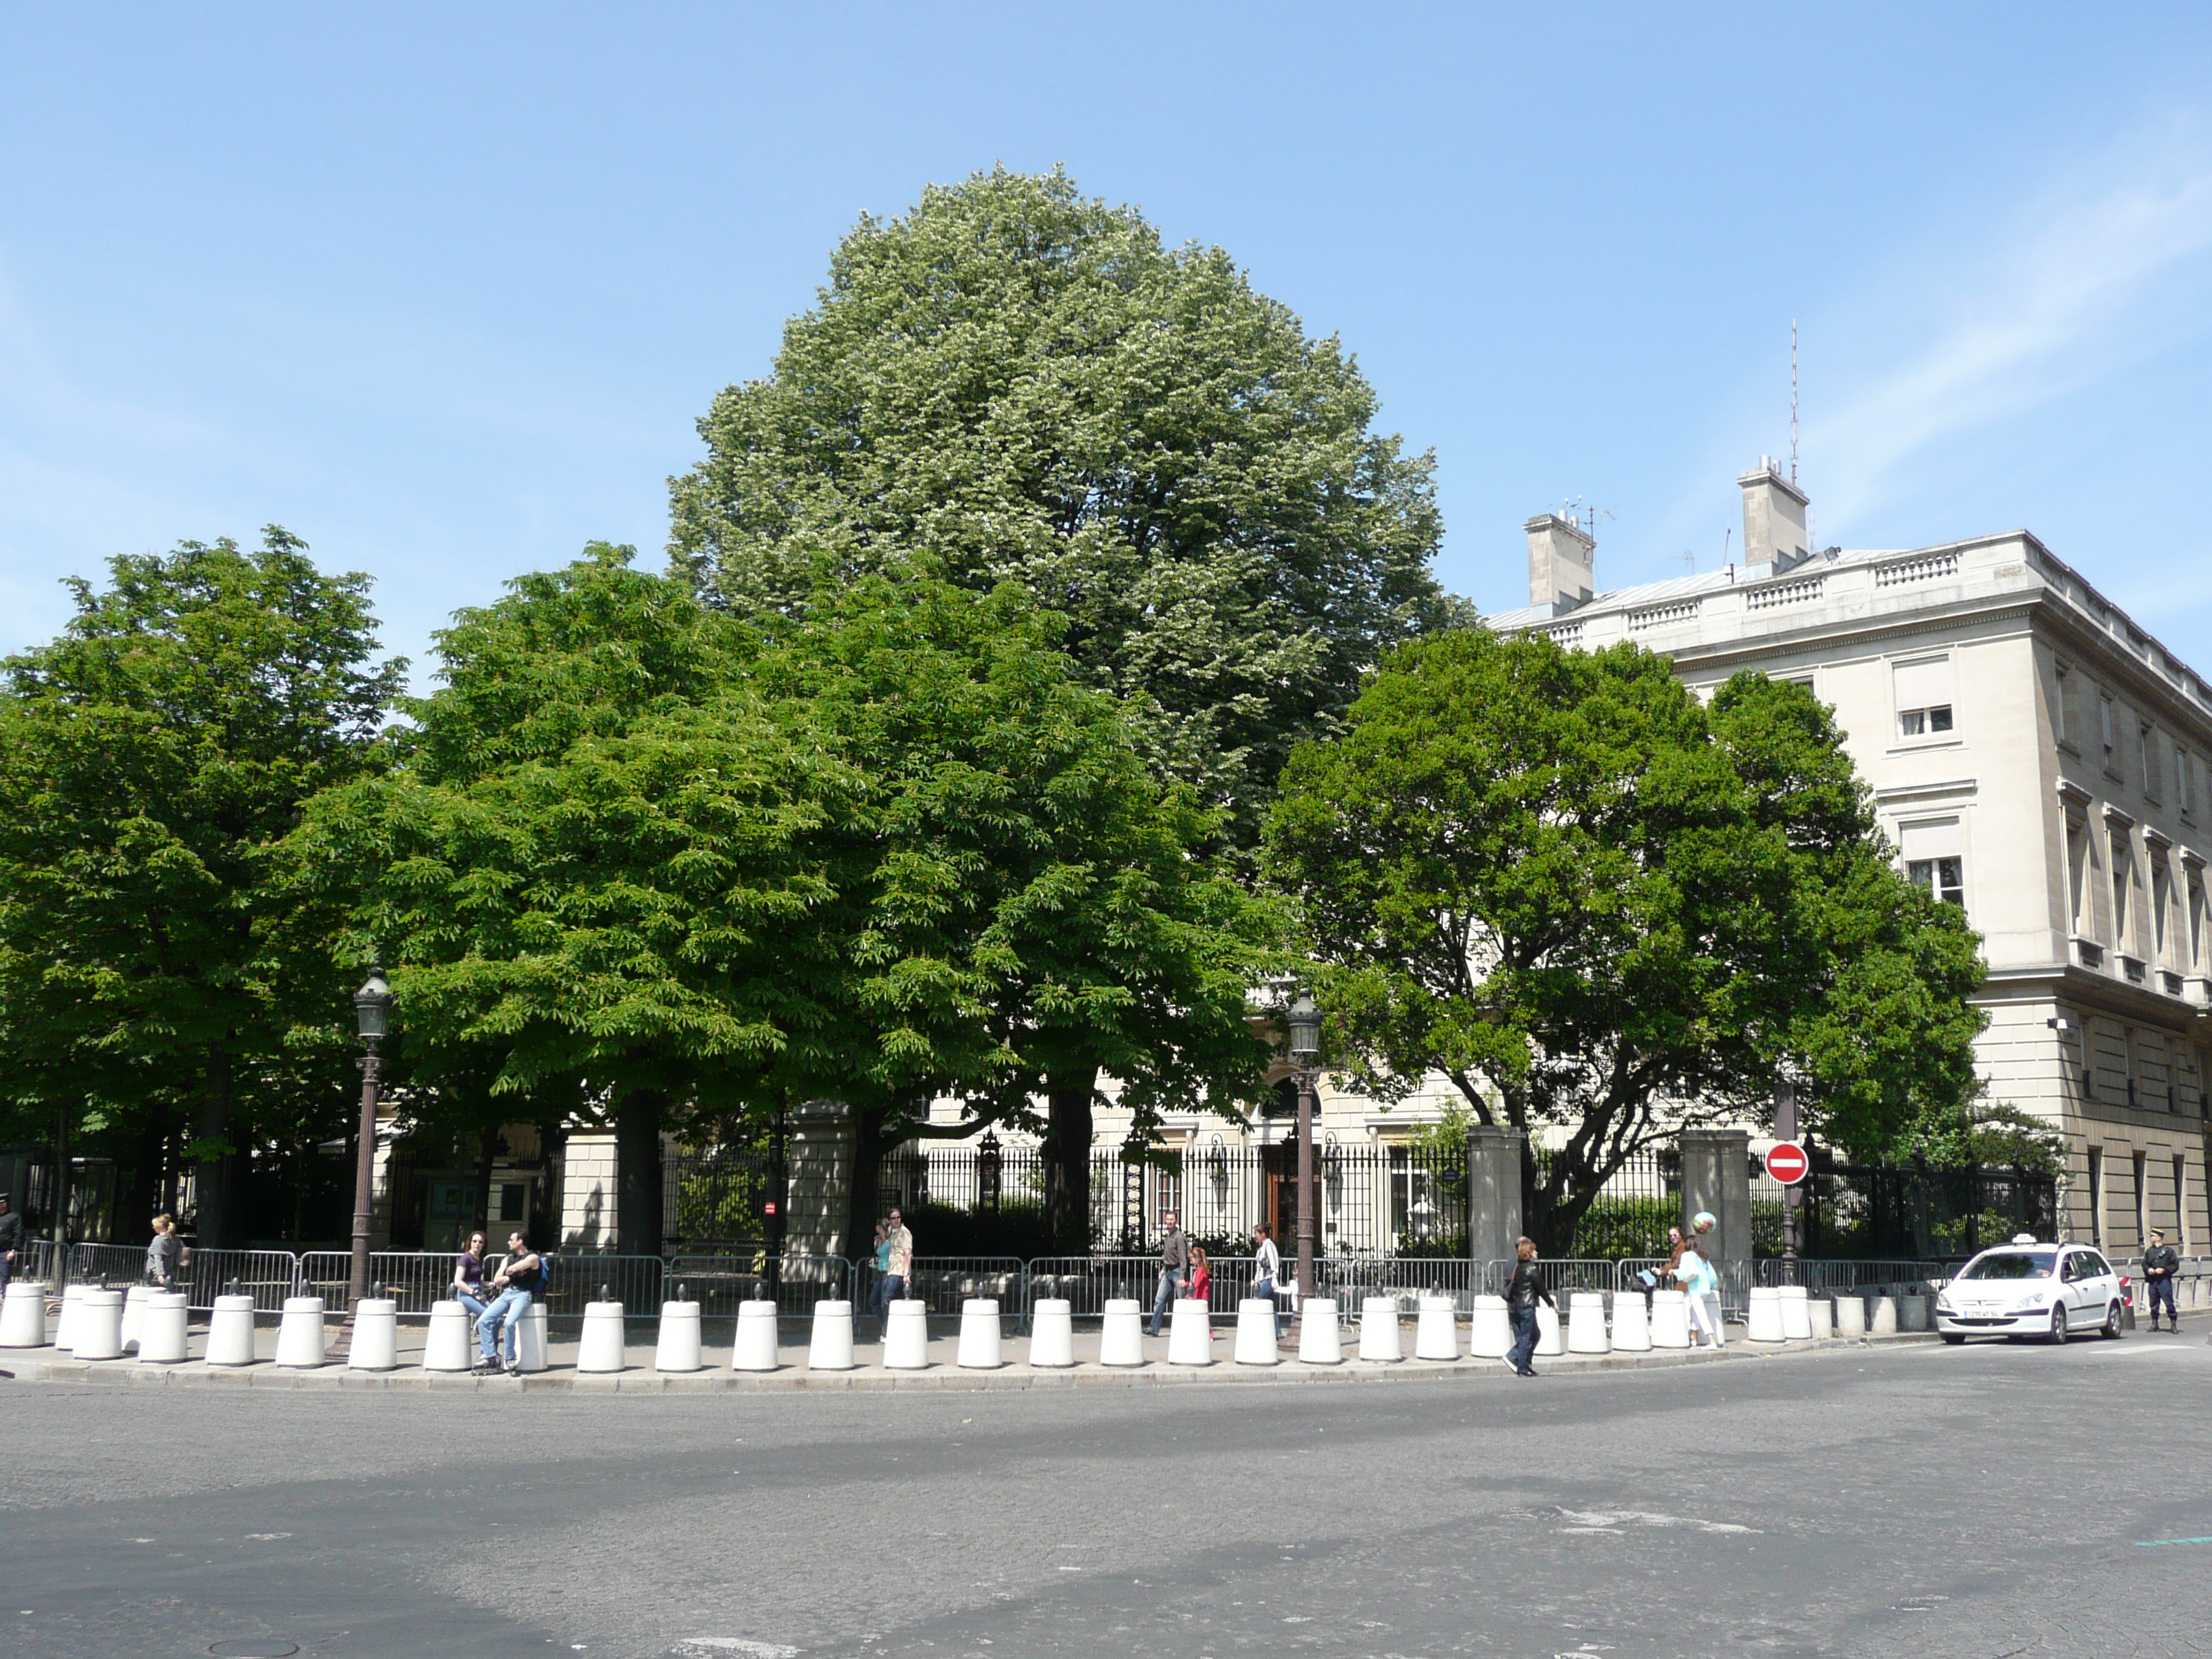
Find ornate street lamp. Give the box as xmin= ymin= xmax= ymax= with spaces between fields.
xmin=976 ymin=1128 xmax=1004 ymax=1210
xmin=1285 ymin=989 xmax=1322 ymax=1307
xmin=342 ymin=966 xmax=394 ymax=1346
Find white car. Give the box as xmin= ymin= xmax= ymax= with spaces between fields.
xmin=1934 ymin=1238 xmax=2126 ymax=1344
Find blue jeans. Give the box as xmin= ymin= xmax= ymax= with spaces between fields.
xmin=477 ymin=1287 xmax=531 ymax=1362
xmin=1254 ymin=1274 xmax=1285 ymax=1337
xmin=2149 ymin=1277 xmax=2179 ymax=1323
xmin=1150 ymin=1269 xmax=1186 ymax=1336
xmin=1506 ymin=1304 xmax=1538 ymax=1373
xmin=455 ymin=1289 xmax=489 ymax=1322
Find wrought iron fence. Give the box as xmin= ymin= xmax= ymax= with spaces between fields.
xmin=663 ymin=1148 xmax=774 ymax=1250
xmin=1796 ymin=1164 xmax=2058 ymax=1259
xmin=665 ymin=1254 xmax=850 ymax=1318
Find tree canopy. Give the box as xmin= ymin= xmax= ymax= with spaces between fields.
xmin=1263 ymin=626 xmax=1987 ymax=1251
xmin=0 ymin=529 xmax=404 ymax=1244
xmin=667 ymin=166 xmax=1460 ymax=853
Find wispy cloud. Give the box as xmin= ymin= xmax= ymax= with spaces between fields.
xmin=1810 ymin=120 xmax=2212 ymax=530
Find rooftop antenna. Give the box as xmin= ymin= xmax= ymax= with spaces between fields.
xmin=1560 ymin=497 xmax=1614 ymax=542
xmin=1722 ymin=526 xmax=1733 ymax=567
xmin=1678 ymin=549 xmax=1697 ymax=574
xmin=1789 ymin=319 xmax=1799 ymax=488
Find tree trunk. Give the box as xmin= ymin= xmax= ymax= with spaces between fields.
xmin=615 ymin=1089 xmax=665 ymax=1258
xmin=1044 ymin=1065 xmax=1098 ymax=1255
xmin=473 ymin=1127 xmax=500 ymax=1238
xmin=197 ymin=1043 xmax=237 ymax=1247
xmin=847 ymin=1104 xmax=894 ymax=1259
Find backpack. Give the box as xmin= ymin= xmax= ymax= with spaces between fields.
xmin=529 ymin=1251 xmax=553 ymax=1299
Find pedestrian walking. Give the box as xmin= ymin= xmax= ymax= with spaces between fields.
xmin=2144 ymin=1227 xmax=2181 ymax=1331
xmin=866 ymin=1218 xmax=892 ymax=1324
xmin=0 ymin=1192 xmax=21 ymax=1292
xmin=143 ymin=1213 xmax=181 ymax=1291
xmin=882 ymin=1208 xmax=914 ymax=1330
xmin=475 ymin=1230 xmax=543 ymax=1375
xmin=1251 ymin=1222 xmax=1285 ymax=1337
xmin=1148 ymin=1210 xmax=1189 ymax=1337
xmin=1676 ymin=1213 xmax=1725 ymax=1348
xmin=451 ymin=1229 xmax=490 ymax=1321
xmin=1502 ymin=1236 xmax=1555 ymax=1377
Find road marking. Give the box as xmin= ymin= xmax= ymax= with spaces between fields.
xmin=2134 ymin=1536 xmax=2212 ymax=1547
xmin=676 ymin=1640 xmax=800 ymax=1657
xmin=1557 ymin=1509 xmax=1758 ymax=1534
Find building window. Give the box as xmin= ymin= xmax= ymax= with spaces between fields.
xmin=2141 ymin=724 xmax=2159 ymax=801
xmin=2154 ymin=858 xmax=2174 ymax=964
xmin=2180 ymin=745 xmax=2197 ymax=817
xmin=2190 ymin=869 xmax=2207 ymax=971
xmin=1893 ymin=656 xmax=1956 ymax=741
xmin=2113 ymin=837 xmax=2134 ymax=948
xmin=2055 ymin=662 xmax=2077 ymax=748
xmin=2177 ymin=1156 xmax=2193 ymax=1255
xmin=1907 ymin=856 xmax=1965 ymax=907
xmin=2087 ymin=1146 xmax=2105 ymax=1247
xmin=2066 ymin=817 xmax=2090 ymax=935
xmin=2101 ymin=693 xmax=2118 ymax=768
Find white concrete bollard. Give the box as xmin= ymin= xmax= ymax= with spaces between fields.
xmin=807 ymin=1299 xmax=856 ymax=1370
xmin=348 ymin=1298 xmax=400 ymax=1371
xmin=732 ymin=1300 xmax=781 ymax=1371
xmin=1467 ymin=1294 xmax=1512 ymax=1358
xmin=957 ymin=1298 xmax=1004 ymax=1369
xmin=274 ymin=1295 xmax=327 ymax=1367
xmin=1808 ymin=1295 xmax=1834 ymax=1339
xmin=1779 ymin=1285 xmax=1812 ymax=1340
xmin=1869 ymin=1295 xmax=1897 ymax=1336
xmin=424 ymin=1300 xmax=473 ymax=1371
xmin=1898 ymin=1293 xmax=1930 ymax=1333
xmin=1835 ymin=1293 xmax=1867 ymax=1338
xmin=655 ymin=1299 xmax=704 ymax=1372
xmin=73 ymin=1288 xmax=125 ymax=1360
xmin=1611 ymin=1292 xmax=1652 ymax=1352
xmin=517 ymin=1303 xmax=549 ymax=1372
xmin=1099 ymin=1297 xmax=1145 ymax=1366
xmin=1746 ymin=1286 xmax=1785 ymax=1343
xmin=1413 ymin=1294 xmax=1459 ymax=1360
xmin=1233 ymin=1298 xmax=1280 ymax=1365
xmin=1534 ymin=1301 xmax=1564 ymax=1356
xmin=1649 ymin=1289 xmax=1691 ymax=1348
xmin=120 ymin=1285 xmax=154 ymax=1352
xmin=1358 ymin=1295 xmax=1404 ymax=1362
xmin=204 ymin=1292 xmax=258 ymax=1366
xmin=1568 ymin=1291 xmax=1611 ymax=1354
xmin=577 ymin=1299 xmax=628 ymax=1372
xmin=137 ymin=1291 xmax=189 ymax=1364
xmin=883 ymin=1299 xmax=930 ymax=1369
xmin=0 ymin=1280 xmax=48 ymax=1347
xmin=1028 ymin=1298 xmax=1075 ymax=1367
xmin=1297 ymin=1298 xmax=1342 ymax=1364
xmin=53 ymin=1282 xmax=88 ymax=1351
xmin=1167 ymin=1298 xmax=1214 ymax=1366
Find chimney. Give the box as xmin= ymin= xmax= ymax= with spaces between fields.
xmin=1525 ymin=513 xmax=1596 ymax=614
xmin=1737 ymin=457 xmax=1810 ymax=572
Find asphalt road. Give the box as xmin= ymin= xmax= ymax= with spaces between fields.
xmin=5 ymin=1331 xmax=2211 ymax=1659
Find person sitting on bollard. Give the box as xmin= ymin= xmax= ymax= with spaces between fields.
xmin=1251 ymin=1223 xmax=1286 ymax=1338
xmin=452 ymin=1230 xmax=491 ymax=1322
xmin=144 ymin=1213 xmax=181 ymax=1292
xmin=2144 ymin=1227 xmax=2181 ymax=1332
xmin=475 ymin=1230 xmax=544 ymax=1375
xmin=0 ymin=1192 xmax=21 ymax=1292
xmin=1503 ymin=1236 xmax=1555 ymax=1377
xmin=1148 ymin=1210 xmax=1190 ymax=1338
xmin=881 ymin=1208 xmax=914 ymax=1335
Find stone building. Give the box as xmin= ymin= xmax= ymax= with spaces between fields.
xmin=1481 ymin=461 xmax=2212 ymax=1253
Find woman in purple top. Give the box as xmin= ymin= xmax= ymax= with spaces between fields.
xmin=452 ymin=1230 xmax=490 ymax=1319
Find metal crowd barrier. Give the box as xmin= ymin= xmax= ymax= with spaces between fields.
xmin=515 ymin=1251 xmax=665 ymax=1318
xmin=665 ymin=1254 xmax=850 ymax=1318
xmin=1325 ymin=1254 xmax=1482 ymax=1313
xmin=298 ymin=1250 xmax=477 ymax=1315
xmin=855 ymin=1255 xmax=1025 ymax=1321
xmin=180 ymin=1249 xmax=307 ymax=1313
xmin=1754 ymin=1258 xmax=1934 ymax=1292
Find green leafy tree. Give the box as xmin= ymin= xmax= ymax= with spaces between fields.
xmin=1263 ymin=627 xmax=1987 ymax=1251
xmin=0 ymin=530 xmax=403 ymax=1244
xmin=668 ymin=166 xmax=1460 ymax=853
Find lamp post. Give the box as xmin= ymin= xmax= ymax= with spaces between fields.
xmin=344 ymin=967 xmax=393 ymax=1340
xmin=1285 ymin=989 xmax=1322 ymax=1305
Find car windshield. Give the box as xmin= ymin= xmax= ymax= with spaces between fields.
xmin=1961 ymin=1250 xmax=2056 ymax=1280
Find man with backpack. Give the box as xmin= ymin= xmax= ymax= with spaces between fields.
xmin=476 ymin=1230 xmax=544 ymax=1375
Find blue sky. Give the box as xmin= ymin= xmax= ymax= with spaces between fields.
xmin=6 ymin=6 xmax=2212 ymax=681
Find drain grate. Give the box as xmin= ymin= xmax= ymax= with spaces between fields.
xmin=208 ymin=1641 xmax=300 ymax=1658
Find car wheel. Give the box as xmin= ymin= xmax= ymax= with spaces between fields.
xmin=2101 ymin=1300 xmax=2123 ymax=1339
xmin=2046 ymin=1304 xmax=2069 ymax=1345
xmin=1941 ymin=1332 xmax=1966 ymax=1345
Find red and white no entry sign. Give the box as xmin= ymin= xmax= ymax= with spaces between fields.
xmin=1764 ymin=1141 xmax=1810 ymax=1185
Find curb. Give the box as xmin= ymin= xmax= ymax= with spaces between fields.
xmin=0 ymin=1332 xmax=1940 ymax=1393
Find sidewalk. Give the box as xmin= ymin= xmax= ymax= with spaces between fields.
xmin=0 ymin=1316 xmax=1947 ymax=1392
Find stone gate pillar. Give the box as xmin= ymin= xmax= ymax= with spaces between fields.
xmin=1467 ymin=1124 xmax=1527 ymax=1275
xmin=786 ymin=1099 xmax=855 ymax=1261
xmin=1680 ymin=1128 xmax=1751 ymax=1274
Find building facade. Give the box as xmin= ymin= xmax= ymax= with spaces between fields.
xmin=1486 ymin=462 xmax=2212 ymax=1254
